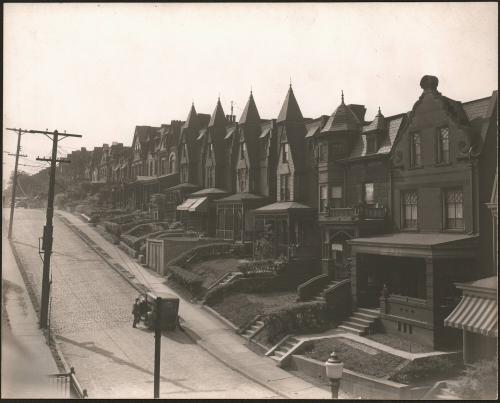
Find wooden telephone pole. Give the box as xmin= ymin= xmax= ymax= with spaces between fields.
xmin=33 ymin=129 xmax=82 ymax=329
xmin=6 ymin=128 xmax=29 ymax=239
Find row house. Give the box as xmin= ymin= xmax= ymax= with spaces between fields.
xmin=347 ymin=76 xmax=497 ymax=349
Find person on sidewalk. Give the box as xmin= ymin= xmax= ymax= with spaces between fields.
xmin=132 ymin=298 xmax=141 ymax=328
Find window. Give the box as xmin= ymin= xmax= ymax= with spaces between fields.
xmin=280 ymin=174 xmax=291 ymax=201
xmin=319 ymin=143 xmax=328 ymax=162
xmin=238 ymin=168 xmax=247 ymax=193
xmin=240 ymin=142 xmax=246 ymax=160
xmin=402 ymin=191 xmax=418 ymax=229
xmin=367 ymin=135 xmax=377 ymax=154
xmin=319 ymin=185 xmax=328 ymax=212
xmin=364 ymin=183 xmax=374 ymax=205
xmin=410 ymin=133 xmax=421 ymax=167
xmin=445 ymin=189 xmax=464 ymax=229
xmin=207 ymin=143 xmax=213 ymax=158
xmin=169 ymin=153 xmax=176 ymax=173
xmin=437 ymin=127 xmax=450 ymax=163
xmin=206 ymin=166 xmax=214 ymax=188
xmin=330 ymin=186 xmax=342 ymax=208
xmin=161 ymin=158 xmax=166 ymax=175
xmin=282 ymin=143 xmax=289 ymax=163
xmin=181 ymin=164 xmax=189 ymax=182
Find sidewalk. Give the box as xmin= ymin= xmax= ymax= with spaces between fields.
xmin=57 ymin=210 xmax=347 ymax=399
xmin=1 ymin=225 xmax=60 ymax=398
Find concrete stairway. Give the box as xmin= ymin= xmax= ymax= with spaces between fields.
xmin=337 ymin=308 xmax=380 ymax=336
xmin=240 ymin=318 xmax=265 ymax=339
xmin=207 ymin=271 xmax=242 ymax=291
xmin=311 ymin=280 xmax=340 ymax=302
xmin=423 ymin=381 xmax=461 ymax=400
xmin=269 ymin=336 xmax=300 ymax=361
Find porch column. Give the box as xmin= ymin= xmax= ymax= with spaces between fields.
xmin=425 ymin=257 xmax=434 ymax=308
xmin=351 ymin=254 xmax=358 ymax=309
xmin=463 ymin=330 xmax=471 ymax=364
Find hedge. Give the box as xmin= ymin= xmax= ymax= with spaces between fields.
xmin=263 ymin=301 xmax=330 ymax=344
xmin=167 ymin=265 xmax=203 ymax=295
xmin=237 ymin=259 xmax=287 ymax=276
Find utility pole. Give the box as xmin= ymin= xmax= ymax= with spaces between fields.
xmin=154 ymin=296 xmax=161 ymax=399
xmin=33 ymin=129 xmax=82 ymax=329
xmin=6 ymin=128 xmax=29 ymax=239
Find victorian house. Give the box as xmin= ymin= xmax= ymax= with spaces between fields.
xmin=216 ymin=92 xmax=274 ymax=242
xmin=316 ymin=93 xmax=407 ymax=280
xmin=254 ymin=85 xmax=320 ymax=284
xmin=347 ymin=76 xmax=498 ymax=349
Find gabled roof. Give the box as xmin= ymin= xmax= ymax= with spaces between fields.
xmin=208 ymin=98 xmax=227 ymax=127
xmin=239 ymin=92 xmax=261 ymax=124
xmin=183 ymin=103 xmax=199 ymax=130
xmin=190 ymin=187 xmax=228 ymax=197
xmin=255 ymin=201 xmax=314 ymax=212
xmin=321 ymin=93 xmax=361 ymax=133
xmin=277 ymin=86 xmax=304 ymax=123
xmin=217 ymin=192 xmax=264 ymax=202
xmin=363 ymin=107 xmax=386 ymax=133
xmin=343 ymin=114 xmax=405 ymax=160
xmin=305 ymin=117 xmax=327 ymax=138
xmin=463 ymin=96 xmax=492 ymax=122
xmin=225 ymin=125 xmax=237 ymax=140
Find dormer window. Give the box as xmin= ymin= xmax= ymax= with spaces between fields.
xmin=367 ymin=135 xmax=377 ymax=154
xmin=319 ymin=143 xmax=328 ymax=162
xmin=282 ymin=143 xmax=289 ymax=163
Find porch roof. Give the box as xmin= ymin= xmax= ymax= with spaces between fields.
xmin=190 ymin=187 xmax=228 ymax=197
xmin=255 ymin=201 xmax=314 ymax=213
xmin=348 ymin=233 xmax=478 ymax=257
xmin=216 ymin=192 xmax=264 ymax=203
xmin=165 ymin=182 xmax=200 ymax=191
xmin=135 ymin=175 xmax=157 ymax=184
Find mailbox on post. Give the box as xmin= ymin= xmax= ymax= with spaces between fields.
xmin=144 ymin=292 xmax=179 ymax=331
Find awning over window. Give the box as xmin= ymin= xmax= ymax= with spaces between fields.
xmin=444 ymin=295 xmax=498 ymax=337
xmin=176 ymin=198 xmax=199 ymax=211
xmin=188 ymin=197 xmax=208 ymax=212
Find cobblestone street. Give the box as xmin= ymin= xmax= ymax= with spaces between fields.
xmin=6 ymin=208 xmax=279 ymax=399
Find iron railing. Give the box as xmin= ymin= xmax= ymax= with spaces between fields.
xmin=48 ymin=367 xmax=88 ymax=399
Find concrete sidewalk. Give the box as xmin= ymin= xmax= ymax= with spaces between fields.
xmin=57 ymin=210 xmax=347 ymax=399
xmin=1 ymin=225 xmax=60 ymax=398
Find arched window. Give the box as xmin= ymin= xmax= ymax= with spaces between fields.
xmin=169 ymin=153 xmax=176 ymax=173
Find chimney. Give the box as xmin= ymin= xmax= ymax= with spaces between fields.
xmin=81 ymin=147 xmax=87 ymax=152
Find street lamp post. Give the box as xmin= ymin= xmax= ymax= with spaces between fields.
xmin=325 ymin=351 xmax=343 ymax=399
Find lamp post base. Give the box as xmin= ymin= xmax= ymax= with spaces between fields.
xmin=329 ymin=378 xmax=341 ymax=399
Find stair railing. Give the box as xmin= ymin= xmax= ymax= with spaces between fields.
xmin=296 ymin=274 xmax=330 ymax=301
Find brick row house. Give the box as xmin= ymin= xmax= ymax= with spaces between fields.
xmin=56 ymin=75 xmax=497 ymax=352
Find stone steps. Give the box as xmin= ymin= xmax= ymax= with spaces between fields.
xmin=241 ymin=319 xmax=265 ymax=339
xmin=337 ymin=308 xmax=381 ymax=336
xmin=270 ymin=336 xmax=300 ymax=361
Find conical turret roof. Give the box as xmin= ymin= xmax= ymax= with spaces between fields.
xmin=321 ymin=91 xmax=361 ymax=133
xmin=277 ymin=85 xmax=304 ymax=123
xmin=183 ymin=103 xmax=199 ymax=130
xmin=239 ymin=91 xmax=261 ymax=124
xmin=209 ymin=98 xmax=227 ymax=127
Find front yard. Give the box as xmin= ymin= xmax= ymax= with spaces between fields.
xmin=364 ymin=333 xmax=433 ymax=353
xmin=302 ymin=337 xmax=408 ymax=379
xmin=188 ymin=258 xmax=242 ymax=289
xmin=211 ymin=291 xmax=298 ymax=328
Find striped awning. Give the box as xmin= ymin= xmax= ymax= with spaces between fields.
xmin=444 ymin=295 xmax=498 ymax=337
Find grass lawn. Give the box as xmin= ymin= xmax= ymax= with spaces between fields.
xmin=188 ymin=258 xmax=241 ymax=289
xmin=365 ymin=333 xmax=433 ymax=353
xmin=302 ymin=337 xmax=409 ymax=379
xmin=211 ymin=291 xmax=298 ymax=328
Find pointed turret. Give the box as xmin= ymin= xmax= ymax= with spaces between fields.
xmin=277 ymin=85 xmax=304 ymax=123
xmin=209 ymin=97 xmax=227 ymax=127
xmin=363 ymin=106 xmax=386 ymax=133
xmin=321 ymin=91 xmax=361 ymax=133
xmin=183 ymin=103 xmax=199 ymax=130
xmin=239 ymin=91 xmax=261 ymax=124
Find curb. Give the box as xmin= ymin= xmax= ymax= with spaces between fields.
xmin=201 ymin=304 xmax=239 ymax=331
xmin=8 ymin=237 xmax=86 ymax=395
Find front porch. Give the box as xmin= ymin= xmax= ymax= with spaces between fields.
xmin=348 ymin=233 xmax=479 ymax=349
xmin=216 ymin=193 xmax=267 ymax=242
xmin=253 ymin=201 xmax=320 ymax=284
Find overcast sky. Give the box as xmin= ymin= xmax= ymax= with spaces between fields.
xmin=3 ymin=2 xmax=498 ymax=187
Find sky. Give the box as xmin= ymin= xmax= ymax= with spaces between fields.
xmin=3 ymin=3 xmax=498 ymax=188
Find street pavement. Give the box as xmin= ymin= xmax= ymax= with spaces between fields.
xmin=5 ymin=208 xmax=279 ymax=399
xmin=1 ymin=212 xmax=61 ymax=398
xmin=56 ymin=210 xmax=347 ymax=399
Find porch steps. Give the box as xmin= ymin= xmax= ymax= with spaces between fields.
xmin=241 ymin=319 xmax=265 ymax=339
xmin=311 ymin=280 xmax=340 ymax=302
xmin=269 ymin=336 xmax=301 ymax=362
xmin=217 ymin=271 xmax=243 ymax=288
xmin=424 ymin=381 xmax=461 ymax=400
xmin=337 ymin=308 xmax=380 ymax=336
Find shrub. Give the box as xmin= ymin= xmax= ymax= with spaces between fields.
xmin=167 ymin=265 xmax=203 ymax=295
xmin=264 ymin=301 xmax=330 ymax=344
xmin=449 ymin=359 xmax=498 ymax=400
xmin=170 ymin=221 xmax=184 ymax=230
xmin=390 ymin=355 xmax=462 ymax=385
